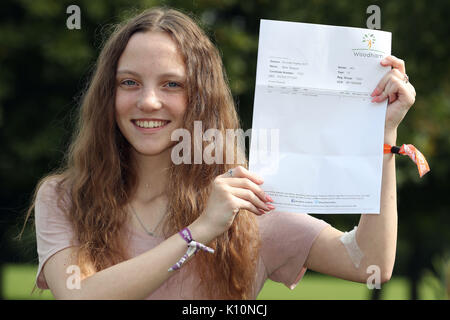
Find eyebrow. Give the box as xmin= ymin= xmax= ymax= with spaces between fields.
xmin=116 ymin=69 xmax=140 ymax=77
xmin=116 ymin=69 xmax=185 ymax=79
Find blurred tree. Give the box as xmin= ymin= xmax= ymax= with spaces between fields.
xmin=0 ymin=0 xmax=448 ymax=300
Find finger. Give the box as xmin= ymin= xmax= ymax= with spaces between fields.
xmin=373 ymin=89 xmax=388 ymax=103
xmin=380 ymin=55 xmax=406 ymax=74
xmin=376 ymin=76 xmax=414 ymax=106
xmin=386 ymin=80 xmax=399 ymax=104
xmin=220 ymin=166 xmax=264 ymax=185
xmin=373 ymin=77 xmax=398 ymax=104
xmin=226 ymin=177 xmax=272 ymax=203
xmin=229 ymin=186 xmax=275 ymax=212
xmin=370 ymin=69 xmax=404 ymax=102
xmin=232 ymin=196 xmax=267 ymax=216
xmin=371 ymin=68 xmax=404 ymax=97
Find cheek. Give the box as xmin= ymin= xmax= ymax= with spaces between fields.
xmin=114 ymin=94 xmax=134 ymax=137
xmin=115 ymin=90 xmax=134 ymax=118
xmin=170 ymin=94 xmax=188 ymax=120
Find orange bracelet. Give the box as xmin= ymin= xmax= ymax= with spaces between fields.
xmin=384 ymin=144 xmax=430 ymax=177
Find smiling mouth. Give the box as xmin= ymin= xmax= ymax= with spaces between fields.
xmin=132 ymin=119 xmax=171 ymax=129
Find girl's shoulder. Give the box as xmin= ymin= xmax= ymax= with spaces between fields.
xmin=35 ymin=174 xmax=72 ymax=216
xmin=37 ymin=174 xmax=67 ymax=196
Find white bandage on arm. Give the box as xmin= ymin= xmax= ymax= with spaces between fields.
xmin=339 ymin=226 xmax=364 ymax=268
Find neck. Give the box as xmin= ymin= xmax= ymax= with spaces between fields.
xmin=131 ymin=148 xmax=172 ymax=205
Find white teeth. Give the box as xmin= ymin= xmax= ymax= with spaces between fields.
xmin=135 ymin=120 xmax=167 ymax=128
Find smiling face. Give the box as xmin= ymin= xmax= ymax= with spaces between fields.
xmin=115 ymin=31 xmax=188 ymax=157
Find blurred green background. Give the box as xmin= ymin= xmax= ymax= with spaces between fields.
xmin=0 ymin=0 xmax=448 ymax=300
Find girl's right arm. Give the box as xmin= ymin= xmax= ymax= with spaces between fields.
xmin=44 ymin=216 xmax=215 ymax=299
xmin=44 ymin=166 xmax=273 ymax=299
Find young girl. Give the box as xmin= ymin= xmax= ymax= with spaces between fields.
xmin=26 ymin=7 xmax=416 ymax=299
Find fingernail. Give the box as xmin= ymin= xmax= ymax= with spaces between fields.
xmin=266 ymin=195 xmax=274 ymax=202
xmin=258 ymin=208 xmax=267 ymax=215
xmin=371 ymin=96 xmax=378 ymax=103
xmin=267 ymin=204 xmax=276 ymax=210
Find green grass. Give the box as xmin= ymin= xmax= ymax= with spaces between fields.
xmin=0 ymin=264 xmax=439 ymax=300
xmin=257 ymin=272 xmax=440 ymax=299
xmin=257 ymin=273 xmax=404 ymax=299
xmin=3 ymin=264 xmax=54 ymax=300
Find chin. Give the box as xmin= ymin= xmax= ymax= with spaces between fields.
xmin=132 ymin=144 xmax=172 ymax=157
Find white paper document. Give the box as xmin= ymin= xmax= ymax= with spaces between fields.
xmin=249 ymin=20 xmax=392 ymax=213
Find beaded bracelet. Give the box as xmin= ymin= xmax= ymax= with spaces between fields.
xmin=168 ymin=227 xmax=214 ymax=272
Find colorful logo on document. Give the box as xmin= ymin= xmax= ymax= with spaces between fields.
xmin=352 ymin=33 xmax=385 ymax=59
xmin=362 ymin=33 xmax=376 ymax=49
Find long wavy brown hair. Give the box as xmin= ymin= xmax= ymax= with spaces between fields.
xmin=22 ymin=7 xmax=260 ymax=299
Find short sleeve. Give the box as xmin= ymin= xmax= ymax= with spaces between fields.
xmin=34 ymin=178 xmax=78 ymax=289
xmin=258 ymin=211 xmax=329 ymax=290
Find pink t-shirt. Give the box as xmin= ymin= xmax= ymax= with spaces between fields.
xmin=35 ymin=178 xmax=329 ymax=299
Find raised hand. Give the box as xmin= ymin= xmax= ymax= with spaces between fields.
xmin=371 ymin=55 xmax=416 ymax=133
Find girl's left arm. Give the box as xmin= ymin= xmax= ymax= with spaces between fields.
xmin=305 ymin=55 xmax=416 ymax=283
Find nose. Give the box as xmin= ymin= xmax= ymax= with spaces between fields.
xmin=137 ymin=87 xmax=163 ymax=111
